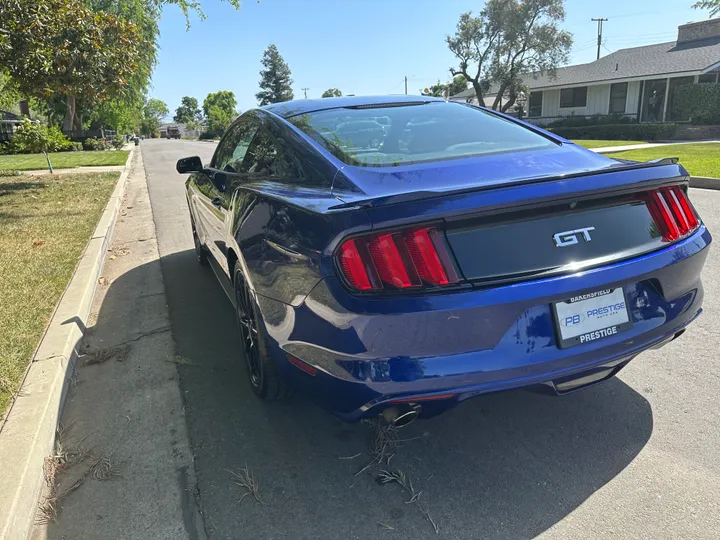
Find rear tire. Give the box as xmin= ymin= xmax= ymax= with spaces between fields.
xmin=233 ymin=264 xmax=288 ymax=400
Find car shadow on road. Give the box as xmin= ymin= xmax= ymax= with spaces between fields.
xmin=117 ymin=248 xmax=656 ymax=539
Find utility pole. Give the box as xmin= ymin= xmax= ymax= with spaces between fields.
xmin=591 ymin=17 xmax=608 ymax=60
xmin=404 ymin=76 xmax=407 ymax=95
xmin=302 ymin=87 xmax=309 ymax=99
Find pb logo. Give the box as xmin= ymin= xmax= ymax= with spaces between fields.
xmin=561 ymin=313 xmax=584 ymax=327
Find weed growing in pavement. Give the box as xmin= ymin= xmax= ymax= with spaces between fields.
xmin=36 ymin=497 xmax=58 ymax=524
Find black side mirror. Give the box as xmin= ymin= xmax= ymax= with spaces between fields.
xmin=176 ymin=156 xmax=203 ymax=174
xmin=212 ymin=171 xmax=227 ymax=192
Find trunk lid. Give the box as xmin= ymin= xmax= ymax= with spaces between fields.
xmin=339 ymin=159 xmax=692 ymax=287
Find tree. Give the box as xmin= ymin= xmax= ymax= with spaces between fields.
xmin=693 ymin=0 xmax=720 ymax=16
xmin=321 ymin=88 xmax=342 ymax=98
xmin=12 ymin=119 xmax=72 ymax=173
xmin=89 ymin=99 xmax=143 ymax=134
xmin=184 ymin=118 xmax=202 ymax=133
xmin=174 ymin=96 xmax=202 ymax=123
xmin=256 ymin=44 xmax=294 ymax=105
xmin=447 ymin=0 xmax=571 ymax=110
xmin=448 ymin=75 xmax=469 ymax=96
xmin=422 ymin=76 xmax=468 ymax=98
xmin=145 ymin=98 xmax=169 ymax=121
xmin=140 ymin=117 xmax=159 ymax=137
xmin=0 ymin=0 xmax=148 ymax=131
xmin=203 ymin=91 xmax=237 ymax=119
xmin=0 ymin=0 xmax=246 ymax=132
xmin=0 ymin=71 xmax=21 ymax=112
xmin=206 ymin=105 xmax=232 ymax=137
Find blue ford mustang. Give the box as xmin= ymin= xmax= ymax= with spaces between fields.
xmin=178 ymin=95 xmax=711 ymax=426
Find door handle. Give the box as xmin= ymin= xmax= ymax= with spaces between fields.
xmin=211 ymin=197 xmax=222 ymax=207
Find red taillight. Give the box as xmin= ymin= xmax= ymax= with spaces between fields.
xmin=367 ymin=233 xmax=417 ymax=289
xmin=337 ymin=227 xmax=459 ymax=292
xmin=405 ymin=228 xmax=458 ymax=286
xmin=339 ymin=239 xmax=373 ymax=290
xmin=641 ymin=185 xmax=700 ymax=242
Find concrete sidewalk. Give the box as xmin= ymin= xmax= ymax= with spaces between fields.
xmin=30 ymin=151 xmax=204 ymax=540
xmin=592 ymin=140 xmax=720 ymax=153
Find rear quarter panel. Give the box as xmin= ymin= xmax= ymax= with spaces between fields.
xmin=230 ymin=183 xmax=372 ymax=306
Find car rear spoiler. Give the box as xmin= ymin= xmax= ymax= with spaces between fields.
xmin=328 ymin=158 xmax=681 ymax=210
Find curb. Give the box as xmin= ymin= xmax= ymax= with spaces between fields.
xmin=0 ymin=147 xmax=135 ymax=540
xmin=690 ymin=176 xmax=720 ymax=190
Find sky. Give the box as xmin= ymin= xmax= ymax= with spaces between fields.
xmin=150 ymin=0 xmax=712 ymax=117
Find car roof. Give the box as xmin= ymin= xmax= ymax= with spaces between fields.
xmin=260 ymin=95 xmax=446 ymax=118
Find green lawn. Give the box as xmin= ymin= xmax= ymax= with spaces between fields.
xmin=605 ymin=143 xmax=720 ymax=178
xmin=573 ymin=140 xmax=647 ymax=149
xmin=0 ymin=150 xmax=129 ymax=171
xmin=0 ymin=172 xmax=119 ymax=417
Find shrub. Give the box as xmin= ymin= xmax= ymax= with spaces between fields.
xmin=83 ymin=137 xmax=109 ymax=151
xmin=7 ymin=119 xmax=73 ymax=154
xmin=549 ymin=123 xmax=678 ymax=141
xmin=198 ymin=131 xmax=216 ymax=140
xmin=674 ymin=83 xmax=720 ymax=124
xmin=545 ymin=113 xmax=635 ymax=128
xmin=110 ymin=137 xmax=126 ymax=150
xmin=0 ymin=141 xmax=18 ymax=155
xmin=46 ymin=126 xmax=73 ymax=151
xmin=70 ymin=141 xmax=83 ymax=152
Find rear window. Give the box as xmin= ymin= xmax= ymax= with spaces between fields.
xmin=287 ymin=101 xmax=555 ymax=167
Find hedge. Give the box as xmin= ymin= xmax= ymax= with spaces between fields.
xmin=674 ymin=83 xmax=720 ymax=124
xmin=545 ymin=113 xmax=635 ymax=128
xmin=549 ymin=123 xmax=678 ymax=141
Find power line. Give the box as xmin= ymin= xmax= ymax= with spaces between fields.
xmin=388 ymin=79 xmax=405 ymax=93
xmin=604 ymin=7 xmax=689 ymax=19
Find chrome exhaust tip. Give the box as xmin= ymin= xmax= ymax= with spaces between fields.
xmin=381 ymin=404 xmax=421 ymax=427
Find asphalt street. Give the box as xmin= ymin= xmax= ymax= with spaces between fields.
xmin=142 ymin=139 xmax=720 ymax=540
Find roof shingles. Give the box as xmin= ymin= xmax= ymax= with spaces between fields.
xmin=451 ymin=36 xmax=720 ymax=98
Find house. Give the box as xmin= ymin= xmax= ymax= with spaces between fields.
xmin=0 ymin=110 xmax=22 ymax=142
xmin=451 ymin=19 xmax=720 ymax=125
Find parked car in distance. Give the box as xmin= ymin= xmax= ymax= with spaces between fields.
xmin=167 ymin=126 xmax=181 ymax=139
xmin=177 ymin=95 xmax=711 ymax=427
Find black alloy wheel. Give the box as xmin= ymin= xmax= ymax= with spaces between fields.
xmin=233 ymin=264 xmax=288 ymax=400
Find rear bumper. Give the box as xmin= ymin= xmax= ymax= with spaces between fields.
xmin=258 ymin=226 xmax=711 ymax=420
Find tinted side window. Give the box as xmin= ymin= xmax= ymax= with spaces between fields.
xmin=213 ymin=119 xmax=259 ymax=173
xmin=244 ymin=129 xmax=310 ymax=185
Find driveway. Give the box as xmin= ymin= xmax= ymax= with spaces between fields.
xmin=142 ymin=139 xmax=720 ymax=540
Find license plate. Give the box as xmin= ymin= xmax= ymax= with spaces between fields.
xmin=552 ymin=287 xmax=632 ymax=348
